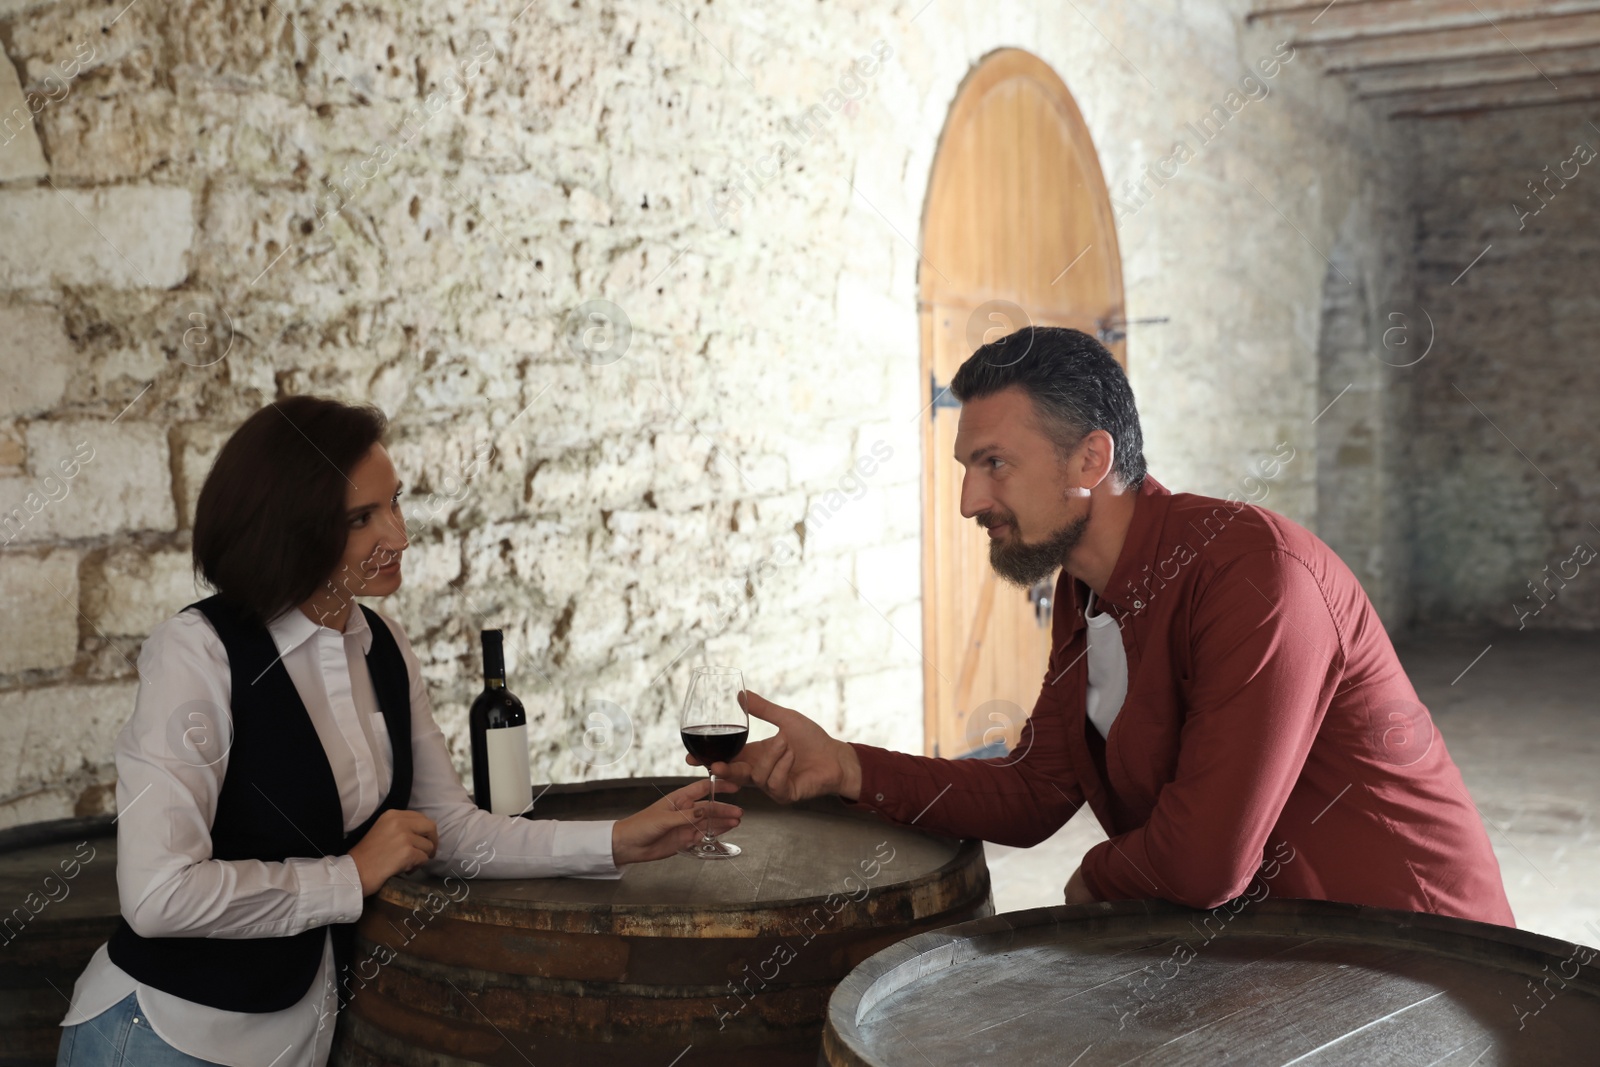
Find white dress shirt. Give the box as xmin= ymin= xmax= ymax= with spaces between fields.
xmin=60 ymin=601 xmax=620 ymax=1067
xmin=1083 ymin=588 xmax=1130 ymax=739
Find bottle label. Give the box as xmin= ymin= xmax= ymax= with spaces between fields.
xmin=485 ymin=722 xmax=534 ymax=816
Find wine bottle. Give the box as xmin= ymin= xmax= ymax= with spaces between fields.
xmin=469 ymin=629 xmax=534 ymax=816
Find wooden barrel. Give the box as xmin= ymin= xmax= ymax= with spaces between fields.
xmin=331 ymin=777 xmax=992 ymax=1066
xmin=0 ymin=815 xmax=119 ymax=1066
xmin=824 ymin=899 xmax=1600 ymax=1066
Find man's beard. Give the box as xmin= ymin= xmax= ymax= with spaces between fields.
xmin=982 ymin=510 xmax=1087 ymax=588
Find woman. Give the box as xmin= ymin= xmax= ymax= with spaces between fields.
xmin=55 ymin=395 xmax=738 ymax=1067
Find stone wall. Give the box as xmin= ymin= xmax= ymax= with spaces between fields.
xmin=0 ymin=0 xmax=1409 ymax=827
xmin=1313 ymin=175 xmax=1417 ymax=629
xmin=1407 ymin=101 xmax=1600 ymax=633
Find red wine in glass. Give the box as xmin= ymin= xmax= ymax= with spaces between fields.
xmin=679 ymin=666 xmax=748 ymax=860
xmin=681 ymin=724 xmax=749 ymax=766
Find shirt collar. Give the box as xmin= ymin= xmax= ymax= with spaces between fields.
xmin=1087 ymin=473 xmax=1174 ymax=616
xmin=265 ymin=601 xmax=375 ymax=657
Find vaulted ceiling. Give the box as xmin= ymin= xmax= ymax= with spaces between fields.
xmin=1249 ymin=0 xmax=1600 ymax=117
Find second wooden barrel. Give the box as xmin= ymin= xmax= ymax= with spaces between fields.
xmin=0 ymin=815 xmax=119 ymax=1067
xmin=332 ymin=777 xmax=993 ymax=1067
xmin=825 ymin=899 xmax=1600 ymax=1066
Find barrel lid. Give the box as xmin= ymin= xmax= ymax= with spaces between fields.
xmin=379 ymin=777 xmax=988 ymax=937
xmin=825 ymin=899 xmax=1600 ymax=1066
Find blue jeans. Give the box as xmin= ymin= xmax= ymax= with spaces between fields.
xmin=56 ymin=991 xmax=224 ymax=1066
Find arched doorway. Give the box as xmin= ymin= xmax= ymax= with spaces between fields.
xmin=919 ymin=48 xmax=1126 ymax=757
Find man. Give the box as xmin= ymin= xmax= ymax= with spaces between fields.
xmin=696 ymin=326 xmax=1512 ymax=924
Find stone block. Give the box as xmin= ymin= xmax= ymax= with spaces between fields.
xmin=852 ymin=540 xmax=919 ymax=615
xmin=0 ymin=680 xmax=136 ymax=798
xmin=0 ymin=304 xmax=73 ymax=417
xmin=172 ymin=423 xmax=231 ymax=530
xmin=0 ymin=185 xmax=193 ymax=289
xmin=82 ymin=544 xmax=200 ymax=636
xmin=464 ymin=518 xmax=589 ymax=607
xmin=0 ymin=787 xmax=78 ymax=831
xmin=563 ymin=591 xmax=628 ymax=673
xmin=784 ymin=430 xmax=854 ymax=490
xmin=0 ymin=0 xmax=63 ymax=18
xmin=40 ymin=85 xmax=185 ymax=185
xmin=841 ymin=667 xmax=923 ymax=753
xmin=805 ymin=485 xmax=888 ymax=555
xmin=21 ymin=419 xmax=173 ymax=540
xmin=0 ymin=426 xmax=22 ymax=471
xmin=818 ymin=577 xmax=900 ymax=665
xmin=0 ymin=545 xmax=77 ymax=672
xmin=0 ymin=52 xmax=48 ymax=183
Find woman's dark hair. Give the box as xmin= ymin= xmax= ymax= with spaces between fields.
xmin=950 ymin=325 xmax=1147 ymax=490
xmin=192 ymin=395 xmax=389 ymax=624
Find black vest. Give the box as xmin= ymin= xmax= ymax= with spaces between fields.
xmin=107 ymin=595 xmax=414 ymax=1013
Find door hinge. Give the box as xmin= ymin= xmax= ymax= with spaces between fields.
xmin=929 ymin=373 xmax=961 ymax=419
xmin=1028 ymin=577 xmax=1053 ymax=628
xmin=1096 ymin=316 xmax=1169 ymax=346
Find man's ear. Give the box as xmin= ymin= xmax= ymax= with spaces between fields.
xmin=1075 ymin=429 xmax=1116 ymax=491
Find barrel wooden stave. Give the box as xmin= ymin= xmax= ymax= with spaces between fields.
xmin=352 ymin=895 xmax=983 ymax=1031
xmin=334 ymin=778 xmax=994 ymax=1066
xmin=824 ymin=899 xmax=1600 ymax=1067
xmin=0 ymin=816 xmax=119 ymax=1067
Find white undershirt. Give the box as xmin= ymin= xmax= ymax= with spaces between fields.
xmin=1083 ymin=588 xmax=1130 ymax=739
xmin=60 ymin=603 xmax=620 ymax=1067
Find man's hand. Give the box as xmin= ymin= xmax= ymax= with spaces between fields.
xmin=611 ymin=778 xmax=743 ymax=866
xmin=687 ymin=691 xmax=863 ymax=803
xmin=1064 ymin=864 xmax=1097 ymax=905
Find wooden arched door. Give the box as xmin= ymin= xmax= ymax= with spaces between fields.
xmin=919 ymin=49 xmax=1126 ymax=757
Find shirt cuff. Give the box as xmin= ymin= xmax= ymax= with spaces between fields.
xmin=1077 ymin=847 xmax=1111 ymax=902
xmin=844 ymin=744 xmax=896 ymax=816
xmin=552 ymin=819 xmax=622 ymax=879
xmin=332 ymin=854 xmax=367 ymax=919
xmin=296 ymin=854 xmax=367 ymax=928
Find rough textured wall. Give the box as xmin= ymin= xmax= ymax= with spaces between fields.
xmin=0 ymin=0 xmax=1404 ymax=828
xmin=1313 ymin=171 xmax=1418 ymax=630
xmin=1408 ymin=102 xmax=1600 ymax=632
xmin=1089 ymin=6 xmax=1416 ymax=624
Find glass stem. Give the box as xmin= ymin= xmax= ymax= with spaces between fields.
xmin=703 ymin=772 xmax=718 ymax=845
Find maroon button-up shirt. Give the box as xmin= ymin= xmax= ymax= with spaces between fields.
xmin=848 ymin=474 xmax=1514 ymax=924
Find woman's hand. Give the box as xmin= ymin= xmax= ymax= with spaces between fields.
xmin=348 ymin=809 xmax=439 ymax=896
xmin=687 ymin=690 xmax=862 ymax=804
xmin=611 ymin=778 xmax=743 ymax=866
xmin=1064 ymin=865 xmax=1097 ymax=905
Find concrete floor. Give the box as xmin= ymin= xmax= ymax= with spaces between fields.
xmin=984 ymin=628 xmax=1600 ymax=949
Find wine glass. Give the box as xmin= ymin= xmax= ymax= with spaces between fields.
xmin=679 ymin=665 xmax=748 ymax=859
